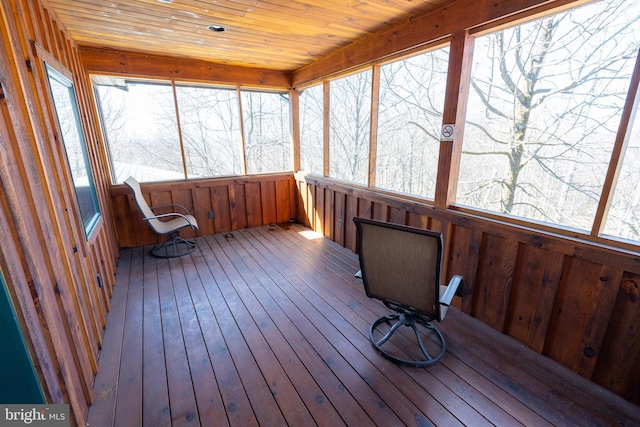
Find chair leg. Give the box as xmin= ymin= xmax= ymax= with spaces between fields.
xmin=151 ymin=231 xmax=197 ymax=258
xmin=369 ymin=313 xmax=446 ymax=367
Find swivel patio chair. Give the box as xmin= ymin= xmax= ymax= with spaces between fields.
xmin=354 ymin=217 xmax=463 ymax=367
xmin=124 ymin=176 xmax=198 ymax=258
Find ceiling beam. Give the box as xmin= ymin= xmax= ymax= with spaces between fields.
xmin=292 ymin=0 xmax=589 ymax=86
xmin=80 ymin=47 xmax=292 ymax=89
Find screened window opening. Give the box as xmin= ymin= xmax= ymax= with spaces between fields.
xmin=94 ymin=79 xmax=183 ymax=183
xmin=376 ymin=47 xmax=449 ymax=198
xmin=242 ymin=90 xmax=292 ymax=174
xmin=176 ymin=85 xmax=244 ymax=178
xmin=603 ymin=102 xmax=640 ymax=242
xmin=87 ymin=0 xmax=640 ymax=249
xmin=329 ymin=70 xmax=372 ymax=185
xmin=93 ymin=77 xmax=292 ymax=183
xmin=457 ymin=0 xmax=640 ymax=232
xmin=47 ymin=65 xmax=101 ymax=236
xmin=299 ymin=84 xmax=324 ymax=175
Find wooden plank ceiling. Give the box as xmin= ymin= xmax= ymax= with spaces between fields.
xmin=45 ymin=0 xmax=455 ymax=71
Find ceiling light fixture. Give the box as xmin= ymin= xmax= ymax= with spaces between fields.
xmin=157 ymin=0 xmax=173 ymax=4
xmin=207 ymin=24 xmax=226 ymax=32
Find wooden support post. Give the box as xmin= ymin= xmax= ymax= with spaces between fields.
xmin=591 ymin=49 xmax=640 ymax=236
xmin=290 ymin=88 xmax=300 ymax=172
xmin=323 ymin=80 xmax=330 ymax=177
xmin=368 ymin=65 xmax=380 ymax=188
xmin=434 ymin=31 xmax=474 ymax=209
xmin=237 ymin=87 xmax=248 ymax=174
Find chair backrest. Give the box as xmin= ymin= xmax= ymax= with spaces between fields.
xmin=354 ymin=217 xmax=443 ymax=319
xmin=124 ymin=176 xmax=162 ymax=233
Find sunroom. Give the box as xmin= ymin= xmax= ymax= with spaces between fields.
xmin=0 ymin=0 xmax=639 ymax=425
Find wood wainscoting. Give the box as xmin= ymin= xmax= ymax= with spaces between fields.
xmin=295 ymin=173 xmax=640 ymax=407
xmin=110 ymin=173 xmax=297 ymax=248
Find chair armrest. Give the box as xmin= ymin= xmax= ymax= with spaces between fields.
xmin=150 ymin=203 xmax=191 ymax=215
xmin=439 ymin=275 xmax=463 ymax=306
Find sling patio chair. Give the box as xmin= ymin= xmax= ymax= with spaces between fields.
xmin=354 ymin=217 xmax=463 ymax=367
xmin=124 ymin=176 xmax=199 ymax=258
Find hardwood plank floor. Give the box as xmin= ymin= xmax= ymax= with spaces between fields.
xmin=87 ymin=224 xmax=640 ymax=427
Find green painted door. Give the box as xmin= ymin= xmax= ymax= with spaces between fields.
xmin=0 ymin=270 xmax=45 ymax=403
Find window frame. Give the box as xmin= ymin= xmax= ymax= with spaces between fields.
xmin=454 ymin=0 xmax=640 ymax=243
xmin=291 ymin=1 xmax=640 ymax=249
xmin=92 ymin=77 xmax=294 ymax=184
xmin=45 ymin=63 xmax=102 ymax=238
xmin=175 ymin=82 xmax=245 ymax=178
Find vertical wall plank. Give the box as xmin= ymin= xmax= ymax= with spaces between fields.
xmin=407 ymin=212 xmax=429 ymax=230
xmin=192 ymin=186 xmax=214 ymax=235
xmin=471 ymin=234 xmax=518 ymax=331
xmin=446 ymin=226 xmax=481 ymax=313
xmin=305 ymin=183 xmax=314 ymax=228
xmin=545 ymin=259 xmax=619 ymax=378
xmin=212 ymin=186 xmax=232 ymax=233
xmin=88 ymin=248 xmax=107 ymax=327
xmin=593 ymin=272 xmax=640 ymax=404
xmin=357 ymin=198 xmax=372 ymax=219
xmin=324 ymin=188 xmax=333 ymax=238
xmin=260 ymin=180 xmax=277 ymax=224
xmin=388 ymin=206 xmax=406 ymax=225
xmin=296 ymin=180 xmax=309 ymax=226
xmin=289 ymin=176 xmax=297 ymax=222
xmin=112 ymin=194 xmax=136 ymax=247
xmin=314 ymin=185 xmax=325 ymax=235
xmin=334 ymin=191 xmax=345 ymax=246
xmin=573 ymin=265 xmax=623 ymax=377
xmin=371 ymin=202 xmax=387 ymax=221
xmin=229 ymin=183 xmax=248 ymax=230
xmin=504 ymin=245 xmax=563 ymax=352
xmin=276 ymin=179 xmax=291 ymax=223
xmin=245 ymin=182 xmax=263 ymax=228
xmin=344 ymin=195 xmax=358 ymax=252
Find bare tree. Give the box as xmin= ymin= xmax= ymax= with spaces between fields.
xmin=377 ymin=48 xmax=449 ymax=197
xmin=176 ymin=86 xmax=243 ymax=177
xmin=242 ymin=91 xmax=291 ymax=174
xmin=96 ymin=81 xmax=184 ymax=181
xmin=330 ymin=70 xmax=371 ymax=184
xmin=459 ymin=0 xmax=640 ymax=230
xmin=299 ymin=84 xmax=324 ymax=175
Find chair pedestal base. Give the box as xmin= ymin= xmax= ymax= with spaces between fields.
xmin=152 ymin=232 xmax=197 ymax=258
xmin=370 ymin=313 xmax=445 ymax=367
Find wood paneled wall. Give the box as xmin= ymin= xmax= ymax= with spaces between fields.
xmin=0 ymin=1 xmax=118 ymax=425
xmin=110 ymin=174 xmax=297 ymax=248
xmin=295 ymin=174 xmax=640 ymax=406
xmin=1 ymin=1 xmax=638 ymax=425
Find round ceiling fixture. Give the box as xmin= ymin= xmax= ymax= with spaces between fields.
xmin=207 ymin=24 xmax=226 ymax=32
